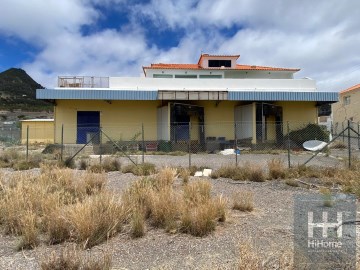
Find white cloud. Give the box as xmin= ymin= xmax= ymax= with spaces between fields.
xmin=0 ymin=0 xmax=98 ymax=45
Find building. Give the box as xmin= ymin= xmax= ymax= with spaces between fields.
xmin=332 ymin=84 xmax=360 ymax=130
xmin=20 ymin=119 xmax=54 ymax=144
xmin=36 ymin=53 xmax=337 ymax=150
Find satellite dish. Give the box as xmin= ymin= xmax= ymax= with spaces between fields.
xmin=303 ymin=140 xmax=327 ymax=151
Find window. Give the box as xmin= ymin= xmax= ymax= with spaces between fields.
xmin=174 ymin=74 xmax=197 ymax=79
xmin=343 ymin=96 xmax=351 ymax=105
xmin=153 ymin=74 xmax=173 ymax=78
xmin=199 ymin=75 xmax=222 ymax=79
xmin=208 ymin=60 xmax=231 ymax=68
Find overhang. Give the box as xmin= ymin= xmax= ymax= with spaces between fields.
xmin=228 ymin=91 xmax=338 ymax=102
xmin=36 ymin=89 xmax=338 ymax=102
xmin=36 ymin=89 xmax=158 ymax=100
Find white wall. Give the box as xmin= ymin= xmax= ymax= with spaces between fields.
xmin=235 ymin=104 xmax=253 ymax=139
xmin=157 ymin=105 xmax=169 ymax=140
xmin=108 ymin=77 xmax=316 ymax=92
xmin=145 ymin=69 xmax=224 ymax=78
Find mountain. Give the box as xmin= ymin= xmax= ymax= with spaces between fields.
xmin=0 ymin=68 xmax=52 ymax=111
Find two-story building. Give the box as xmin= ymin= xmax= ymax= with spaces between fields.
xmin=36 ymin=53 xmax=338 ymax=150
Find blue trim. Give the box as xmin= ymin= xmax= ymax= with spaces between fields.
xmin=36 ymin=89 xmax=157 ymax=100
xmin=37 ymin=89 xmax=338 ymax=102
xmin=228 ymin=91 xmax=338 ymax=102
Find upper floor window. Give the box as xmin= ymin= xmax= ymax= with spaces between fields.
xmin=208 ymin=60 xmax=231 ymax=68
xmin=153 ymin=74 xmax=173 ymax=78
xmin=174 ymin=74 xmax=197 ymax=79
xmin=199 ymin=75 xmax=222 ymax=79
xmin=343 ymin=96 xmax=350 ymax=105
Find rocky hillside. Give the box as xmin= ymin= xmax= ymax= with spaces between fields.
xmin=0 ymin=68 xmax=52 ymax=111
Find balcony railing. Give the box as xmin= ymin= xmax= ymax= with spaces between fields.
xmin=58 ymin=76 xmax=109 ymax=88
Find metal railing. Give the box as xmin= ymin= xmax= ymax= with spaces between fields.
xmin=58 ymin=76 xmax=109 ymax=88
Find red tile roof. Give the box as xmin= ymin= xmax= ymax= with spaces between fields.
xmin=340 ymin=83 xmax=360 ymax=94
xmin=143 ymin=63 xmax=300 ymax=72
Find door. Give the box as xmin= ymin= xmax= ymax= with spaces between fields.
xmin=77 ymin=111 xmax=100 ymax=144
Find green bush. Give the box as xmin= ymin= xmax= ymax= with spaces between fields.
xmin=287 ymin=124 xmax=329 ymax=147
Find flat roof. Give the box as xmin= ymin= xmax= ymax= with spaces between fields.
xmin=20 ymin=119 xmax=54 ymax=122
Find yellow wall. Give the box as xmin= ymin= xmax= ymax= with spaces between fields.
xmin=332 ymin=89 xmax=360 ymax=125
xmin=276 ymin=101 xmax=318 ymax=132
xmin=55 ymin=100 xmax=161 ymax=143
xmin=197 ymin=101 xmax=236 ymax=140
xmin=21 ymin=121 xmax=54 ymax=144
xmin=54 ymin=99 xmax=318 ymax=144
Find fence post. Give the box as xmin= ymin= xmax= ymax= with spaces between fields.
xmin=188 ymin=122 xmax=191 ymax=168
xmin=142 ymin=123 xmax=145 ymax=164
xmin=287 ymin=122 xmax=291 ymax=168
xmin=61 ymin=124 xmax=64 ymax=161
xmin=26 ymin=125 xmax=29 ymax=161
xmin=234 ymin=122 xmax=238 ymax=166
xmin=357 ymin=122 xmax=360 ymax=150
xmin=348 ymin=120 xmax=351 ymax=169
xmin=99 ymin=127 xmax=102 ymax=165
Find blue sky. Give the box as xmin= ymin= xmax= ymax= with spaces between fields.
xmin=0 ymin=0 xmax=359 ymax=92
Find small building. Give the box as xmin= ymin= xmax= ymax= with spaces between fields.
xmin=36 ymin=53 xmax=337 ymax=150
xmin=21 ymin=119 xmax=54 ymax=144
xmin=332 ymin=83 xmax=360 ymax=131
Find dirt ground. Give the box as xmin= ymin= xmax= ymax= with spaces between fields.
xmin=0 ymin=150 xmax=359 ymax=269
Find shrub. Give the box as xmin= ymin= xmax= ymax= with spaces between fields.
xmin=87 ymin=164 xmax=104 ymax=174
xmin=287 ymin=123 xmax=329 ymax=147
xmin=148 ymin=187 xmax=178 ymax=232
xmin=130 ymin=207 xmax=146 ymax=238
xmin=267 ymin=158 xmax=286 ymax=179
xmin=183 ymin=180 xmax=211 ymax=206
xmin=79 ymin=159 xmax=88 ymax=170
xmin=122 ymin=162 xmax=156 ymax=176
xmin=62 ymin=193 xmax=126 ymax=248
xmin=17 ymin=210 xmax=39 ymax=250
xmin=101 ymin=157 xmax=121 ymax=172
xmin=40 ymin=247 xmax=81 ymax=270
xmin=247 ymin=165 xmax=265 ymax=182
xmin=40 ymin=246 xmax=112 ymax=270
xmin=154 ymin=167 xmax=176 ymax=189
xmin=232 ymin=191 xmax=254 ymax=212
xmin=210 ymin=165 xmax=248 ymax=181
xmin=178 ymin=167 xmax=190 ymax=185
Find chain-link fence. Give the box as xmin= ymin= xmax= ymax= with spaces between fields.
xmin=16 ymin=120 xmax=355 ymax=169
xmin=0 ymin=125 xmax=21 ymax=146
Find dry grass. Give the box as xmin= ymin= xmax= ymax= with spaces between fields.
xmin=0 ymin=166 xmax=114 ymax=249
xmin=211 ymin=165 xmax=248 ymax=180
xmin=267 ymin=158 xmax=286 ymax=179
xmin=123 ymin=174 xmax=226 ymax=237
xmin=130 ymin=207 xmax=146 ymax=238
xmin=40 ymin=245 xmax=112 ymax=270
xmin=101 ymin=157 xmax=122 ymax=172
xmin=285 ymin=179 xmax=299 ymax=187
xmin=232 ymin=191 xmax=254 ymax=212
xmin=178 ymin=167 xmax=190 ymax=185
xmin=247 ymin=165 xmax=265 ymax=182
xmin=122 ymin=162 xmax=156 ymax=176
xmin=56 ymin=193 xmax=126 ymax=248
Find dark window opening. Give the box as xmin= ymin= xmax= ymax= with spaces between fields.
xmin=208 ymin=60 xmax=231 ymax=68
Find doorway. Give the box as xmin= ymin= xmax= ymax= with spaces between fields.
xmin=77 ymin=111 xmax=100 ymax=144
xmin=256 ymin=103 xmax=283 ymax=144
xmin=170 ymin=103 xmax=205 ymax=144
